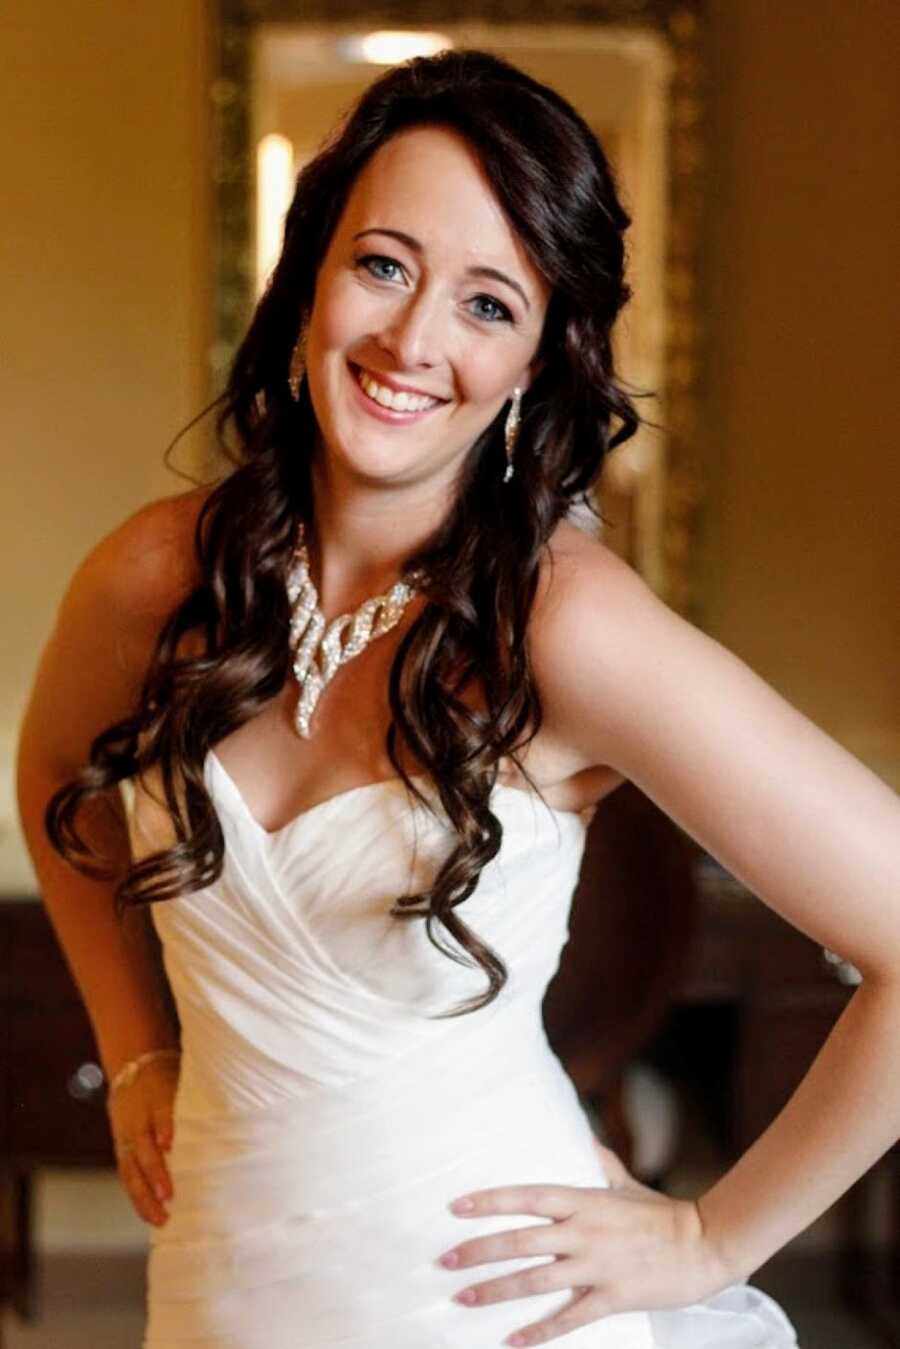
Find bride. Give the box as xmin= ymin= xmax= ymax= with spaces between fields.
xmin=17 ymin=47 xmax=899 ymax=1349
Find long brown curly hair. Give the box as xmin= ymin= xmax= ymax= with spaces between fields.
xmin=47 ymin=48 xmax=647 ymax=1017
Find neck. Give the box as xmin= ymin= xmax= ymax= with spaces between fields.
xmin=305 ymin=446 xmax=457 ymax=614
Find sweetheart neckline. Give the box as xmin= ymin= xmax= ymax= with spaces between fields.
xmin=206 ymin=749 xmax=587 ymax=842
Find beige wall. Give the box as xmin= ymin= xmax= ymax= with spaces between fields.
xmin=700 ymin=0 xmax=899 ymax=785
xmin=1 ymin=1 xmax=209 ymax=887
xmin=2 ymin=1 xmax=897 ymax=891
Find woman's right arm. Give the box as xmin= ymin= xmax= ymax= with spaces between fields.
xmin=14 ymin=491 xmax=204 ymax=1224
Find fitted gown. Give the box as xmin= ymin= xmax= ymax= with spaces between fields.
xmin=119 ymin=749 xmax=800 ymax=1348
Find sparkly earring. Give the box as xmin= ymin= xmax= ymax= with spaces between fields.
xmin=503 ymin=387 xmax=523 ymax=483
xmin=287 ymin=325 xmax=308 ymax=402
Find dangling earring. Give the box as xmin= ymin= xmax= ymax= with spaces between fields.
xmin=503 ymin=387 xmax=523 ymax=483
xmin=288 ymin=324 xmax=308 ymax=402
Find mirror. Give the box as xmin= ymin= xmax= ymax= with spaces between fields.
xmin=208 ymin=1 xmax=708 ymax=615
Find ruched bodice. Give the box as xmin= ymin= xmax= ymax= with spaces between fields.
xmin=153 ymin=752 xmax=593 ymax=1113
xmin=121 ymin=750 xmax=799 ymax=1348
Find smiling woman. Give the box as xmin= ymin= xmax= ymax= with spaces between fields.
xmin=302 ymin=124 xmax=550 ymax=486
xmin=20 ymin=42 xmax=900 ymax=1349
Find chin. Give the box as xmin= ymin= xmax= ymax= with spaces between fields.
xmin=326 ymin=435 xmax=416 ymax=483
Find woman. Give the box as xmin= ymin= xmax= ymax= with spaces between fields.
xmin=17 ymin=49 xmax=899 ymax=1349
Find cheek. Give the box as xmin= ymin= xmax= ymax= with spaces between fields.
xmin=305 ymin=299 xmax=356 ymax=415
xmin=453 ymin=350 xmax=520 ymax=412
xmin=312 ymin=272 xmax=381 ymax=356
xmin=309 ymin=296 xmax=351 ymax=356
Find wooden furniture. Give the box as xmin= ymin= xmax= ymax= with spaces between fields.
xmin=544 ymin=780 xmax=700 ymax=1165
xmin=1 ymin=792 xmax=896 ymax=1337
xmin=545 ymin=783 xmax=861 ymax=1163
xmin=0 ymin=898 xmax=117 ymax=1325
xmin=685 ymin=853 xmax=859 ymax=1153
xmin=685 ymin=855 xmax=899 ymax=1344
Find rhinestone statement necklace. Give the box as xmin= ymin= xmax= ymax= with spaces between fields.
xmin=286 ymin=522 xmax=425 ymax=738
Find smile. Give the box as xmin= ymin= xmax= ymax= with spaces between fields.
xmin=350 ymin=363 xmax=447 ymax=418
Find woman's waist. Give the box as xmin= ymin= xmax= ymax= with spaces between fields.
xmin=165 ymin=1049 xmax=604 ymax=1224
xmin=152 ymin=1086 xmax=611 ymax=1327
xmin=148 ymin=1147 xmax=648 ymax=1349
xmin=151 ymin=1038 xmax=634 ymax=1345
xmin=172 ymin=996 xmax=563 ymax=1120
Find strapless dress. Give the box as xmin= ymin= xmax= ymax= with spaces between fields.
xmin=119 ymin=750 xmax=799 ymax=1347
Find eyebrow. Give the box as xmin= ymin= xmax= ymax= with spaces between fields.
xmin=352 ymin=227 xmax=531 ymax=312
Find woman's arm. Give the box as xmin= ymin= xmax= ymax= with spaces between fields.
xmin=15 ymin=496 xmax=199 ymax=1080
xmin=532 ymin=538 xmax=900 ymax=1279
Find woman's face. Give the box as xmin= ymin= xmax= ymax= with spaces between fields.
xmin=303 ymin=124 xmax=551 ymax=488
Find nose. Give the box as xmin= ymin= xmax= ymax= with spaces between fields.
xmin=375 ymin=290 xmax=446 ymax=370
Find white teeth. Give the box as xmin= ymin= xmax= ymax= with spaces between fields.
xmin=356 ymin=367 xmax=440 ymax=413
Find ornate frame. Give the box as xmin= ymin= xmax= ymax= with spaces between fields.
xmin=208 ymin=0 xmax=708 ymax=616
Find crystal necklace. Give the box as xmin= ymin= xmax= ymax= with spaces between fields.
xmin=285 ymin=521 xmax=425 ymax=738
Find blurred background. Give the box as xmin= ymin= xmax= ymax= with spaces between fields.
xmin=1 ymin=1 xmax=897 ymax=1345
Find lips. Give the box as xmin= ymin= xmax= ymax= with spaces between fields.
xmin=347 ymin=361 xmax=449 ymax=423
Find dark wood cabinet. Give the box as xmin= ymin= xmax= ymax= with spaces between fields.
xmin=0 ymin=898 xmax=115 ymax=1322
xmin=681 ymin=859 xmax=899 ymax=1344
xmin=683 ymin=856 xmax=860 ymax=1154
xmin=2 ymin=901 xmax=114 ymax=1168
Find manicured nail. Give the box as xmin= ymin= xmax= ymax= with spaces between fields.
xmin=438 ymin=1250 xmax=459 ymax=1267
xmin=450 ymin=1197 xmax=474 ymax=1212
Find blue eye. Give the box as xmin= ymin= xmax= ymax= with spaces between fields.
xmin=357 ymin=254 xmax=404 ymax=282
xmin=470 ymin=295 xmax=512 ymax=324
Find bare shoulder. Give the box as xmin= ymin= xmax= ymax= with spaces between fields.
xmin=78 ymin=484 xmax=211 ymax=632
xmin=529 ymin=518 xmax=665 ymax=773
xmin=18 ymin=486 xmax=215 ymax=776
xmin=535 ymin=517 xmax=647 ymax=611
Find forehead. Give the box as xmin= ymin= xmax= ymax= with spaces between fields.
xmin=337 ymin=124 xmax=548 ymax=293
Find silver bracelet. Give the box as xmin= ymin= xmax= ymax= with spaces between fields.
xmin=108 ymin=1047 xmax=181 ymax=1096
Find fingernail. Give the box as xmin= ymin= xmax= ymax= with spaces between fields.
xmin=450 ymin=1197 xmax=474 ymax=1213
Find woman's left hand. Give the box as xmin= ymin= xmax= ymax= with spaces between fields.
xmin=437 ymin=1141 xmax=733 ymax=1346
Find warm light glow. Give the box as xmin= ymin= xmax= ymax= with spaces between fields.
xmin=256 ymin=134 xmax=294 ymax=297
xmin=338 ymin=31 xmax=453 ymax=65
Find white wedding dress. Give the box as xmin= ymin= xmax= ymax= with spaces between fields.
xmin=120 ymin=749 xmax=800 ymax=1348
